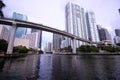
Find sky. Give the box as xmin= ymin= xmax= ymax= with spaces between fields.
xmin=2 ymin=0 xmax=120 ymax=49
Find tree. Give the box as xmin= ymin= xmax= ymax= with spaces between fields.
xmin=103 ymin=46 xmax=120 ymax=52
xmin=28 ymin=48 xmax=36 ymax=52
xmin=78 ymin=45 xmax=87 ymax=52
xmin=39 ymin=50 xmax=43 ymax=54
xmin=0 ymin=0 xmax=5 ymax=17
xmin=77 ymin=45 xmax=99 ymax=52
xmin=0 ymin=39 xmax=8 ymax=52
xmin=67 ymin=45 xmax=72 ymax=52
xmin=13 ymin=46 xmax=28 ymax=53
xmin=86 ymin=45 xmax=91 ymax=52
xmin=90 ymin=45 xmax=99 ymax=52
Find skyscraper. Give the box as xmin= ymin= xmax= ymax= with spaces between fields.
xmin=53 ymin=33 xmax=61 ymax=51
xmin=23 ymin=32 xmax=40 ymax=49
xmin=114 ymin=36 xmax=120 ymax=46
xmin=114 ymin=29 xmax=120 ymax=46
xmin=97 ymin=25 xmax=111 ymax=41
xmin=14 ymin=38 xmax=29 ymax=49
xmin=86 ymin=12 xmax=99 ymax=42
xmin=0 ymin=25 xmax=9 ymax=41
xmin=9 ymin=12 xmax=27 ymax=38
xmin=31 ymin=29 xmax=42 ymax=49
xmin=44 ymin=42 xmax=52 ymax=52
xmin=65 ymin=2 xmax=88 ymax=48
xmin=115 ymin=29 xmax=120 ymax=37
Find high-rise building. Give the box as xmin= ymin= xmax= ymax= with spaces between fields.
xmin=65 ymin=2 xmax=88 ymax=48
xmin=0 ymin=25 xmax=9 ymax=41
xmin=61 ymin=40 xmax=67 ymax=48
xmin=114 ymin=36 xmax=120 ymax=46
xmin=44 ymin=42 xmax=52 ymax=52
xmin=9 ymin=12 xmax=27 ymax=38
xmin=14 ymin=38 xmax=29 ymax=49
xmin=114 ymin=29 xmax=120 ymax=46
xmin=97 ymin=25 xmax=111 ymax=41
xmin=31 ymin=29 xmax=38 ymax=33
xmin=60 ymin=35 xmax=66 ymax=48
xmin=53 ymin=33 xmax=61 ymax=51
xmin=115 ymin=29 xmax=120 ymax=37
xmin=23 ymin=32 xmax=40 ymax=50
xmin=31 ymin=29 xmax=42 ymax=49
xmin=86 ymin=12 xmax=99 ymax=42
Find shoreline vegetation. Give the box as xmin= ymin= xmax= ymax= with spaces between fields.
xmin=0 ymin=39 xmax=120 ymax=58
xmin=54 ymin=52 xmax=120 ymax=55
xmin=59 ymin=45 xmax=120 ymax=53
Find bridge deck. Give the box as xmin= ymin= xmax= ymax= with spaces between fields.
xmin=0 ymin=18 xmax=99 ymax=44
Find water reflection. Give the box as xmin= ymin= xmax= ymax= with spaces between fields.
xmin=38 ymin=54 xmax=120 ymax=80
xmin=0 ymin=55 xmax=40 ymax=80
xmin=38 ymin=54 xmax=53 ymax=80
xmin=0 ymin=54 xmax=120 ymax=80
xmin=0 ymin=58 xmax=5 ymax=71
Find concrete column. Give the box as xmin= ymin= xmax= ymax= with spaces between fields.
xmin=72 ymin=38 xmax=76 ymax=54
xmin=7 ymin=22 xmax=17 ymax=54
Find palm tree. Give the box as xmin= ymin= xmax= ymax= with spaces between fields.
xmin=0 ymin=0 xmax=5 ymax=17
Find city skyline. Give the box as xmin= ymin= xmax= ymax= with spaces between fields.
xmin=2 ymin=0 xmax=120 ymax=49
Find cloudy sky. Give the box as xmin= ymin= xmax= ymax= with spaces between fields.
xmin=3 ymin=0 xmax=120 ymax=49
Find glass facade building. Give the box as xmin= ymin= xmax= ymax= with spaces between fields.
xmin=115 ymin=29 xmax=120 ymax=37
xmin=65 ymin=2 xmax=88 ymax=48
xmin=9 ymin=12 xmax=27 ymax=38
xmin=86 ymin=12 xmax=99 ymax=42
xmin=97 ymin=25 xmax=111 ymax=41
xmin=31 ymin=29 xmax=42 ymax=49
xmin=53 ymin=33 xmax=61 ymax=51
xmin=114 ymin=29 xmax=120 ymax=46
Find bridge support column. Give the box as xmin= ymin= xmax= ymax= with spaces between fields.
xmin=7 ymin=22 xmax=17 ymax=54
xmin=72 ymin=38 xmax=76 ymax=54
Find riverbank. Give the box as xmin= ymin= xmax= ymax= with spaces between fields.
xmin=1 ymin=52 xmax=120 ymax=58
xmin=54 ymin=52 xmax=120 ymax=55
xmin=0 ymin=53 xmax=26 ymax=58
xmin=0 ymin=52 xmax=41 ymax=58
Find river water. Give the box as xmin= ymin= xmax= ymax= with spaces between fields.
xmin=0 ymin=54 xmax=120 ymax=80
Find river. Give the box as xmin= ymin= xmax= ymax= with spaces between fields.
xmin=0 ymin=54 xmax=120 ymax=80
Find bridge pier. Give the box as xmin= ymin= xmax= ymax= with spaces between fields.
xmin=72 ymin=38 xmax=76 ymax=54
xmin=7 ymin=22 xmax=17 ymax=54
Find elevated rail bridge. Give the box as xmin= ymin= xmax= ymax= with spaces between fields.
xmin=0 ymin=18 xmax=99 ymax=54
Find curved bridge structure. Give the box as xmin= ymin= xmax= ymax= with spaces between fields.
xmin=0 ymin=18 xmax=99 ymax=54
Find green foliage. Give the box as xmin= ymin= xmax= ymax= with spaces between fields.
xmin=91 ymin=45 xmax=99 ymax=52
xmin=0 ymin=39 xmax=8 ymax=52
xmin=28 ymin=48 xmax=36 ymax=51
xmin=13 ymin=45 xmax=28 ymax=53
xmin=86 ymin=45 xmax=91 ymax=52
xmin=60 ymin=45 xmax=72 ymax=52
xmin=38 ymin=50 xmax=44 ymax=54
xmin=28 ymin=48 xmax=43 ymax=54
xmin=67 ymin=45 xmax=72 ymax=52
xmin=77 ymin=45 xmax=99 ymax=52
xmin=77 ymin=45 xmax=87 ymax=52
xmin=115 ymin=47 xmax=120 ymax=52
xmin=103 ymin=46 xmax=120 ymax=52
